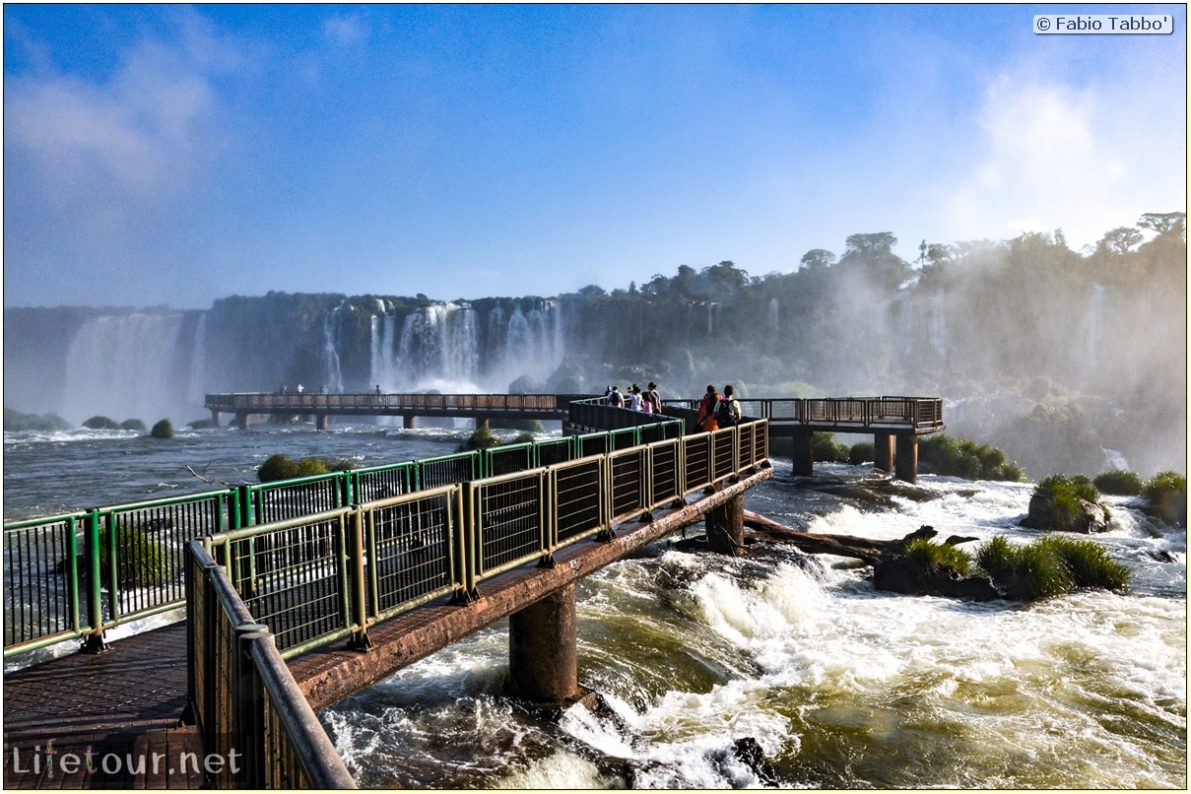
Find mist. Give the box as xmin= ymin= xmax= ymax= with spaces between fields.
xmin=3 ymin=217 xmax=1185 ymax=479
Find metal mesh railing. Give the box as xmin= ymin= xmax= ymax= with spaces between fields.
xmin=608 ymin=447 xmax=648 ymax=523
xmin=486 ymin=443 xmax=534 ymax=478
xmin=712 ymin=428 xmax=738 ymax=482
xmin=352 ymin=462 xmax=415 ymax=504
xmin=221 ymin=512 xmax=352 ymax=656
xmin=366 ymin=488 xmax=458 ymax=619
xmin=551 ymin=456 xmax=605 ymax=547
xmin=3 ymin=515 xmax=82 ymax=649
xmin=253 ymin=474 xmax=345 ymax=526
xmin=683 ymin=433 xmax=713 ymax=492
xmin=469 ymin=470 xmax=548 ymax=577
xmin=417 ymin=452 xmax=480 ymax=490
xmin=648 ymin=440 xmax=681 ymax=508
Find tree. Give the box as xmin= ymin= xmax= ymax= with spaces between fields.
xmin=1096 ymin=226 xmax=1143 ymax=256
xmin=799 ymin=249 xmax=836 ymax=270
xmin=1138 ymin=212 xmax=1186 ymax=239
xmin=578 ymin=284 xmax=606 ymax=298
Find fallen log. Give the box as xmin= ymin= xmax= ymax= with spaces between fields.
xmin=742 ymin=509 xmax=934 ymax=564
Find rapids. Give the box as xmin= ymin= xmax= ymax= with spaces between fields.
xmin=2 ymin=426 xmax=1185 ymax=787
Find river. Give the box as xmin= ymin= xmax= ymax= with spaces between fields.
xmin=2 ymin=423 xmax=1186 ymax=788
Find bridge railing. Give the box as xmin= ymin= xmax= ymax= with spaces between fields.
xmin=204 ymin=392 xmax=587 ymax=415
xmin=190 ymin=416 xmax=770 ymax=658
xmin=186 ymin=541 xmax=357 ymax=789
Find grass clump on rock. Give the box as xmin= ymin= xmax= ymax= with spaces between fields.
xmin=100 ymin=525 xmax=172 ymax=588
xmin=463 ymin=426 xmax=500 ymax=451
xmin=904 ymin=537 xmax=972 ymax=577
xmin=257 ymin=454 xmax=352 ymax=483
xmin=918 ymin=435 xmax=1025 ymax=481
xmin=151 ymin=419 xmax=175 ymax=439
xmin=975 ymin=535 xmax=1128 ymax=600
xmin=120 ymin=419 xmax=147 ymax=432
xmin=83 ymin=415 xmax=120 ymax=430
xmin=1022 ymin=474 xmax=1110 ymax=532
xmin=1142 ymin=471 xmax=1187 ymax=527
xmin=848 ymin=442 xmax=875 ymax=466
xmin=1092 ymin=469 xmax=1144 ymax=496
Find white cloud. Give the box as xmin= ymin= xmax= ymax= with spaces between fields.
xmin=323 ymin=14 xmax=370 ymax=48
xmin=939 ymin=65 xmax=1185 ymax=248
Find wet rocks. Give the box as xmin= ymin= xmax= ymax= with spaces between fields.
xmin=872 ymin=556 xmax=998 ymax=601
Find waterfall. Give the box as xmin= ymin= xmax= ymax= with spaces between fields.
xmin=323 ymin=302 xmax=346 ymax=393
xmin=62 ymin=313 xmax=188 ymax=425
xmin=390 ymin=303 xmax=480 ymax=390
xmin=1082 ymin=283 xmax=1107 ymax=362
xmin=550 ymin=300 xmax=565 ymax=370
xmin=707 ymin=303 xmax=717 ymax=335
xmin=186 ymin=312 xmax=208 ymax=407
xmin=768 ymin=298 xmax=779 ymax=331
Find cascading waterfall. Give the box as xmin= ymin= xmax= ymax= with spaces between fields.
xmin=62 ymin=313 xmax=188 ymax=424
xmin=1082 ymin=282 xmax=1107 ymax=362
xmin=323 ymin=301 xmax=346 ymax=393
xmin=767 ymin=298 xmax=779 ymax=331
xmin=927 ymin=293 xmax=947 ymax=361
xmin=186 ymin=312 xmax=208 ymax=408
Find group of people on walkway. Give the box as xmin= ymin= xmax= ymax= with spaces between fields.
xmin=697 ymin=384 xmax=741 ymax=431
xmin=604 ymin=382 xmax=663 ymax=414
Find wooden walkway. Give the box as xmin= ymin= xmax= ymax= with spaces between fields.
xmin=2 ymin=623 xmax=200 ymax=789
xmin=2 ymin=468 xmax=772 ymax=789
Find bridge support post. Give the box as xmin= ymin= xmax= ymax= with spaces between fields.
xmin=209 ymin=409 xmax=221 ymax=427
xmin=706 ymin=494 xmax=745 ymax=555
xmin=895 ymin=434 xmax=918 ymax=483
xmin=402 ymin=414 xmax=417 ymax=430
xmin=508 ymin=583 xmax=579 ymax=705
xmin=234 ymin=413 xmax=248 ymax=430
xmin=874 ymin=432 xmax=894 ymax=473
xmin=315 ymin=414 xmax=330 ymax=431
xmin=791 ymin=429 xmax=814 ymax=477
xmin=476 ymin=415 xmax=491 ymax=431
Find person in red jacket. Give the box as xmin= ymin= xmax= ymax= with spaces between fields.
xmin=697 ymin=384 xmax=720 ymax=432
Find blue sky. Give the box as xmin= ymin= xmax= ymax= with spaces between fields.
xmin=3 ymin=3 xmax=1185 ymax=308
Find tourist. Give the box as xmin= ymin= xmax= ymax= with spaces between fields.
xmin=697 ymin=384 xmax=720 ymax=432
xmin=717 ymin=384 xmax=742 ymax=427
xmin=604 ymin=385 xmax=614 ymax=404
xmin=646 ymin=382 xmax=662 ymax=415
xmin=376 ymin=384 xmax=382 ymax=395
xmin=642 ymin=389 xmax=654 ymax=414
xmin=608 ymin=386 xmax=624 ymax=408
xmin=296 ymin=383 xmax=305 ymax=394
xmin=628 ymin=384 xmax=644 ymax=412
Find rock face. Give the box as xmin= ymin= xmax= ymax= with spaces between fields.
xmin=1023 ymin=491 xmax=1110 ymax=533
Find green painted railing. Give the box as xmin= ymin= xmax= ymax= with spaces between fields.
xmin=1 ymin=403 xmax=690 ymax=656
xmin=195 ymin=412 xmax=768 ymax=658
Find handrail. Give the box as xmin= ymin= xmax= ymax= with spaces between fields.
xmin=5 ymin=391 xmax=940 ymax=655
xmin=186 ymin=541 xmax=356 ymax=789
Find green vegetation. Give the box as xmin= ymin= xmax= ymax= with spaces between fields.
xmin=903 ymin=538 xmax=971 ymax=577
xmin=975 ymin=535 xmax=1129 ymax=600
xmin=813 ymin=433 xmax=850 ymax=463
xmin=848 ymin=442 xmax=875 ymax=465
xmin=120 ymin=419 xmax=147 ymax=432
xmin=513 ymin=432 xmax=536 ymax=445
xmin=257 ymin=454 xmax=352 ymax=483
xmin=918 ymin=435 xmax=1025 ymax=481
xmin=462 ymin=426 xmax=500 ymax=451
xmin=100 ymin=525 xmax=172 ymax=588
xmin=4 ymin=406 xmax=71 ymax=432
xmin=83 ymin=415 xmax=119 ymax=430
xmin=1093 ymin=469 xmax=1144 ymax=496
xmin=150 ymin=419 xmax=175 ymax=439
xmin=1142 ymin=471 xmax=1187 ymax=526
xmin=1022 ymin=474 xmax=1110 ymax=531
xmin=491 ymin=418 xmax=545 ymax=433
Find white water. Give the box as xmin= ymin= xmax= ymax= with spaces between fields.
xmin=321 ymin=462 xmax=1187 ymax=788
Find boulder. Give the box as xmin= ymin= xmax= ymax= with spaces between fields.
xmin=873 ymin=556 xmax=999 ymax=601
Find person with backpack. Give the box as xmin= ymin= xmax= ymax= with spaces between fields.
xmin=608 ymin=386 xmax=624 ymax=408
xmin=717 ymin=384 xmax=742 ymax=427
xmin=697 ymin=384 xmax=720 ymax=432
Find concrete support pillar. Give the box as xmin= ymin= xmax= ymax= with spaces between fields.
xmin=476 ymin=415 xmax=491 ymax=431
xmin=895 ymin=434 xmax=918 ymax=483
xmin=402 ymin=414 xmax=417 ymax=430
xmin=791 ymin=429 xmax=814 ymax=477
xmin=873 ymin=432 xmax=894 ymax=473
xmin=234 ymin=413 xmax=248 ymax=430
xmin=706 ymin=494 xmax=745 ymax=555
xmin=315 ymin=414 xmax=330 ymax=431
xmin=209 ymin=409 xmax=221 ymax=427
xmin=509 ymin=584 xmax=579 ymax=704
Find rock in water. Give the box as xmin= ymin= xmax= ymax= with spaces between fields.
xmin=873 ymin=556 xmax=999 ymax=601
xmin=731 ymin=737 xmax=777 ymax=785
